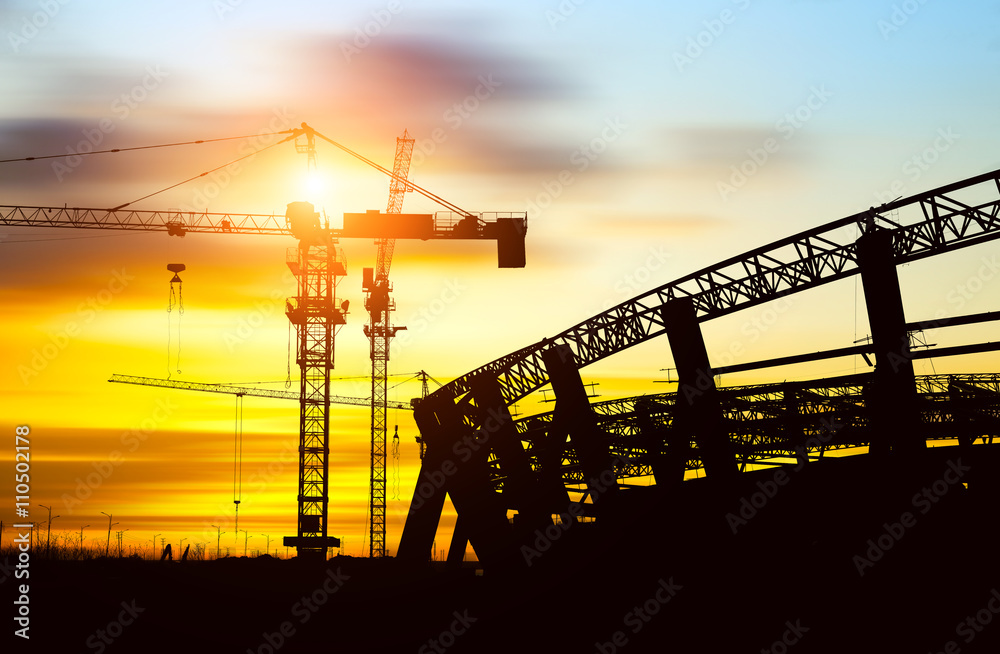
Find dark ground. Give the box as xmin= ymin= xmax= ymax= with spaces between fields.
xmin=9 ymin=446 xmax=1000 ymax=653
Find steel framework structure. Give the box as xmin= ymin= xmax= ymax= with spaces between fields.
xmin=503 ymin=372 xmax=1000 ymax=494
xmin=399 ymin=166 xmax=1000 ymax=564
xmin=422 ymin=168 xmax=1000 ymax=410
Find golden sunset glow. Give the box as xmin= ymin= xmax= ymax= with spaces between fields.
xmin=3 ymin=1 xmax=1000 ymax=570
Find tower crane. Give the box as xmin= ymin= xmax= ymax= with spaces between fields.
xmin=363 ymin=130 xmax=413 ymax=558
xmin=1 ymin=122 xmax=526 ymax=560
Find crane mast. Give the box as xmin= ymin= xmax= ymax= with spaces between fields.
xmin=364 ymin=130 xmax=414 ymax=558
xmin=282 ymin=202 xmax=345 ymax=560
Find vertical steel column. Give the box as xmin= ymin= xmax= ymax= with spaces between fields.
xmin=857 ymin=229 xmax=924 ymax=457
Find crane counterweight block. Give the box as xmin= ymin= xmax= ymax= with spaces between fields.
xmin=494 ymin=217 xmax=526 ymax=269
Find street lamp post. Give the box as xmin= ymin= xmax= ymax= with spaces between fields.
xmin=152 ymin=533 xmax=161 ymax=560
xmin=37 ymin=505 xmax=58 ymax=554
xmin=115 ymin=529 xmax=129 ymax=557
xmin=210 ymin=525 xmax=224 ymax=560
xmin=79 ymin=525 xmax=89 ymax=554
xmin=100 ymin=512 xmax=114 ymax=557
xmin=261 ymin=533 xmax=271 ymax=557
xmin=240 ymin=530 xmax=251 ymax=557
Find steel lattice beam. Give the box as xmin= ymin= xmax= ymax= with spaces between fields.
xmin=0 ymin=204 xmax=525 ymax=241
xmin=424 ymin=168 xmax=1000 ymax=411
xmin=107 ymin=373 xmax=413 ymax=410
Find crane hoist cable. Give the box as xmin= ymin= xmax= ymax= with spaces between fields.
xmin=111 ymin=136 xmax=295 ymax=211
xmin=285 ymin=320 xmax=293 ymax=390
xmin=0 ymin=130 xmax=296 ymax=164
xmin=306 ymin=126 xmax=476 ymax=218
xmin=233 ymin=393 xmax=243 ymax=543
xmin=391 ymin=425 xmax=400 ymax=501
xmin=167 ymin=264 xmax=185 ymax=379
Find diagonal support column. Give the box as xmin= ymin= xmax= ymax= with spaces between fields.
xmin=398 ymin=394 xmax=462 ymax=562
xmin=398 ymin=389 xmax=517 ymax=569
xmin=542 ymin=345 xmax=619 ymax=509
xmin=663 ymin=297 xmax=738 ymax=482
xmin=470 ymin=375 xmax=551 ymax=533
xmin=446 ymin=515 xmax=470 ymax=568
xmin=857 ymin=229 xmax=924 ymax=457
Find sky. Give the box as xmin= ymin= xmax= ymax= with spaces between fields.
xmin=2 ymin=0 xmax=1000 ymax=559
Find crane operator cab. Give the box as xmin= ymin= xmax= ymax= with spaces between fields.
xmin=286 ymin=201 xmax=322 ymax=243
